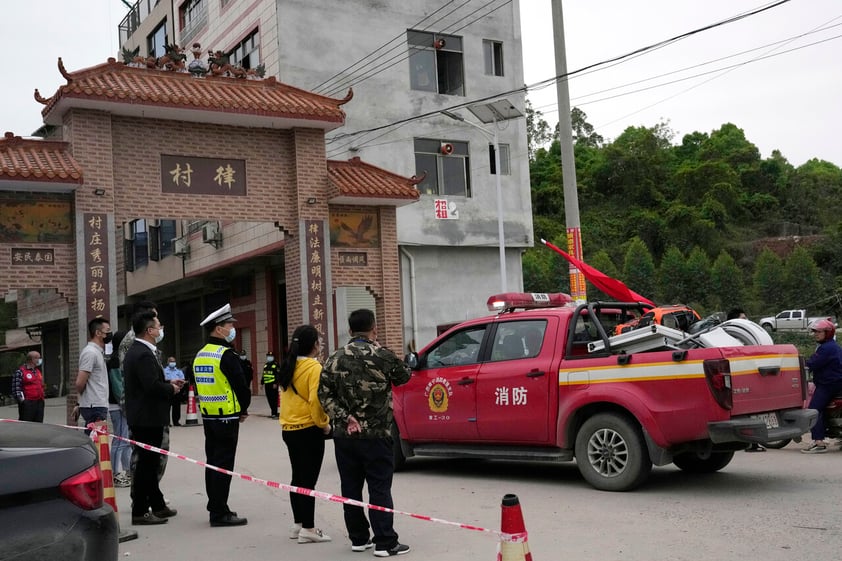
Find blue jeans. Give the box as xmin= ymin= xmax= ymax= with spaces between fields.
xmin=109 ymin=408 xmax=132 ymax=474
xmin=80 ymin=406 xmax=109 ymax=435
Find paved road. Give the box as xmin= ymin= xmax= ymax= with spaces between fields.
xmin=4 ymin=398 xmax=842 ymax=561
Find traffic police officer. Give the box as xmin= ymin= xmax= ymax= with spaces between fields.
xmin=261 ymin=351 xmax=279 ymax=419
xmin=193 ymin=304 xmax=251 ymax=527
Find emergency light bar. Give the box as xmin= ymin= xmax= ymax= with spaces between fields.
xmin=487 ymin=292 xmax=573 ymax=312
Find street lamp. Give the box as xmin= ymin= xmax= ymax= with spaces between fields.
xmin=442 ymin=100 xmax=522 ymax=294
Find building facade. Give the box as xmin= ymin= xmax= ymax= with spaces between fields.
xmin=119 ymin=0 xmax=532 ymax=350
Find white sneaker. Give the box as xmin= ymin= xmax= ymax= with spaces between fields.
xmin=289 ymin=523 xmax=302 ymax=540
xmin=351 ymin=540 xmax=374 ymax=552
xmin=297 ymin=528 xmax=331 ymax=543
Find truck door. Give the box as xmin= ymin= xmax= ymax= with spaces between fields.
xmin=475 ymin=319 xmax=555 ymax=443
xmin=401 ymin=325 xmax=487 ymax=441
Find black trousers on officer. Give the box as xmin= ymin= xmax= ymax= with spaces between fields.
xmin=264 ymin=383 xmax=279 ymax=417
xmin=334 ymin=437 xmax=399 ymax=549
xmin=203 ymin=418 xmax=240 ymax=521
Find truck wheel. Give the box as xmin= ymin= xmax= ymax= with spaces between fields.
xmin=761 ymin=323 xmax=774 ymax=333
xmin=574 ymin=413 xmax=652 ymax=492
xmin=673 ymin=451 xmax=734 ymax=473
xmin=391 ymin=421 xmax=407 ymax=471
xmin=761 ymin=439 xmax=791 ymax=449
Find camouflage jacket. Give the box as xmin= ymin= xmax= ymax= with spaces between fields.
xmin=318 ymin=337 xmax=411 ymax=439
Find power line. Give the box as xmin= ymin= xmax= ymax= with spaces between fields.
xmin=325 ymin=0 xmax=793 ymax=148
xmin=311 ymin=0 xmax=468 ymax=94
xmin=321 ymin=0 xmax=514 ymax=98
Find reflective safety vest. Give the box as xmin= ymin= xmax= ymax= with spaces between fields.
xmin=262 ymin=362 xmax=278 ymax=384
xmin=193 ymin=344 xmax=240 ymax=418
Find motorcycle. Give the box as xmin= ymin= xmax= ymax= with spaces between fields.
xmin=763 ymin=382 xmax=842 ymax=448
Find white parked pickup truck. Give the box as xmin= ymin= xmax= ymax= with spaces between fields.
xmin=758 ymin=309 xmax=829 ymax=332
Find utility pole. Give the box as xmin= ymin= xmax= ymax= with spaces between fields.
xmin=551 ymin=0 xmax=587 ymax=302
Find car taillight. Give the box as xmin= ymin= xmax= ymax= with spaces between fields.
xmin=60 ymin=465 xmax=104 ymax=510
xmin=703 ymin=358 xmax=733 ymax=410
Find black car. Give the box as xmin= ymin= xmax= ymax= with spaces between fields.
xmin=0 ymin=421 xmax=118 ymax=561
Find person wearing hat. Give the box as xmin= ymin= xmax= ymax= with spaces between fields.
xmin=261 ymin=350 xmax=280 ymax=419
xmin=192 ymin=304 xmax=251 ymax=527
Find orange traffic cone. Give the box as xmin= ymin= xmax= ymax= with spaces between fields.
xmin=96 ymin=422 xmax=138 ymax=542
xmin=185 ymin=384 xmax=200 ymax=426
xmin=497 ymin=494 xmax=532 ymax=561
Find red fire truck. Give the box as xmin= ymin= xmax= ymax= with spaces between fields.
xmin=394 ymin=293 xmax=816 ymax=491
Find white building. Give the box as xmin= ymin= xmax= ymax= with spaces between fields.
xmin=120 ymin=0 xmax=532 ymax=349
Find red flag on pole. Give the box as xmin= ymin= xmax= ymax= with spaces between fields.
xmin=540 ymin=239 xmax=656 ymax=306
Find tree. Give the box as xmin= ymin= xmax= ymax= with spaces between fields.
xmin=710 ymin=250 xmax=745 ymax=311
xmin=525 ymin=98 xmax=553 ymax=161
xmin=657 ymin=246 xmax=686 ymax=304
xmin=571 ymin=107 xmax=603 ymax=148
xmin=752 ymin=248 xmax=785 ymax=313
xmin=622 ymin=237 xmax=656 ymax=300
xmin=684 ymin=246 xmax=712 ymax=311
xmin=782 ymin=246 xmax=825 ymax=311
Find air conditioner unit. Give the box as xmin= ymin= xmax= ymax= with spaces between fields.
xmin=202 ymin=222 xmax=222 ymax=247
xmin=172 ymin=237 xmax=190 ymax=258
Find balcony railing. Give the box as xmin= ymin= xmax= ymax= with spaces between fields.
xmin=118 ymin=0 xmax=159 ymax=46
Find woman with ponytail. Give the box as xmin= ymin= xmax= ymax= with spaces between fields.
xmin=278 ymin=324 xmax=333 ymax=544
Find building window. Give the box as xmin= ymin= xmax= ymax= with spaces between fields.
xmin=489 ymin=143 xmax=510 ymax=175
xmin=127 ymin=219 xmax=149 ymax=270
xmin=228 ymin=29 xmax=259 ymax=69
xmin=147 ymin=19 xmax=167 ymax=58
xmin=407 ymin=30 xmax=464 ymax=96
xmin=180 ymin=0 xmax=207 ymax=41
xmin=160 ymin=220 xmax=177 ymax=258
xmin=483 ymin=40 xmax=504 ymax=76
xmin=414 ymin=138 xmax=470 ymax=197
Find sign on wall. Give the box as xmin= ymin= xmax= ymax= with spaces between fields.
xmin=10 ymin=248 xmax=55 ymax=265
xmin=303 ymin=220 xmax=328 ymax=358
xmin=160 ymin=155 xmax=247 ymax=196
xmin=83 ymin=213 xmax=110 ymax=319
xmin=0 ymin=199 xmax=73 ymax=243
xmin=338 ymin=252 xmax=368 ymax=266
xmin=329 ymin=210 xmax=379 ymax=247
xmin=434 ymin=199 xmax=459 ymax=219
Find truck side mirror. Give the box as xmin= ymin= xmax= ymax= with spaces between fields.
xmin=405 ymin=352 xmax=419 ymax=369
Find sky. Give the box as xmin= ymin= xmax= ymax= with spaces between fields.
xmin=1 ymin=0 xmax=839 ymax=167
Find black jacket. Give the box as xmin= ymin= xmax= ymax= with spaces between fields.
xmin=124 ymin=340 xmax=172 ymax=427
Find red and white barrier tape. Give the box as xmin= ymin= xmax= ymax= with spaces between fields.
xmin=0 ymin=418 xmax=527 ymax=543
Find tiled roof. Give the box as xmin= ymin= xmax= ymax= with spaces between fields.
xmin=0 ymin=132 xmax=83 ymax=184
xmin=37 ymin=58 xmax=349 ymax=129
xmin=327 ymin=157 xmax=420 ymax=206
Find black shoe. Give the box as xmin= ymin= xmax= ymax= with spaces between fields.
xmin=210 ymin=513 xmax=248 ymax=527
xmin=132 ymin=512 xmax=168 ymax=525
xmin=173 ymin=422 xmax=182 ymax=426
xmin=745 ymin=443 xmax=766 ymax=452
xmin=152 ymin=506 xmax=178 ymax=518
xmin=374 ymin=543 xmax=410 ymax=557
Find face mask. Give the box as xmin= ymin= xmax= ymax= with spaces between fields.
xmin=103 ymin=332 xmax=113 ymax=345
xmin=239 ymin=355 xmax=247 ymax=361
xmin=35 ymin=358 xmax=43 ymax=367
xmin=168 ymin=361 xmax=177 ymax=368
xmin=155 ymin=326 xmax=165 ymax=344
xmin=225 ymin=327 xmax=236 ymax=343
xmin=266 ymin=356 xmax=274 ymax=363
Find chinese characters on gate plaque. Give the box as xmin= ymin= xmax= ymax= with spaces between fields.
xmin=83 ymin=213 xmax=110 ymax=319
xmin=11 ymin=248 xmax=55 ymax=265
xmin=304 ymin=220 xmax=328 ymax=359
xmin=161 ymin=155 xmax=247 ymax=196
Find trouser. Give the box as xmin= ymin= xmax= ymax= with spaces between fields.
xmin=282 ymin=426 xmax=326 ymax=528
xmin=129 ymin=425 xmax=167 ymax=516
xmin=809 ymin=380 xmax=842 ymax=440
xmin=109 ymin=408 xmax=132 ymax=474
xmin=80 ymin=406 xmax=108 ymax=435
xmin=203 ymin=418 xmax=240 ymax=520
xmin=18 ymin=399 xmax=45 ymax=422
xmin=333 ymin=437 xmax=398 ymax=549
xmin=265 ymin=384 xmax=279 ymax=415
xmin=171 ymin=395 xmax=182 ymax=424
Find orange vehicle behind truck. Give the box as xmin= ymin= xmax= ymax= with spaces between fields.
xmin=395 ymin=293 xmax=816 ymax=491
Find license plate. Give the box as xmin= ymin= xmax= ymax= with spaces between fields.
xmin=751 ymin=412 xmax=779 ymax=429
